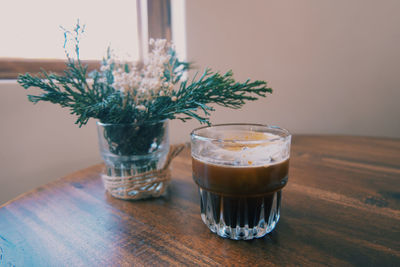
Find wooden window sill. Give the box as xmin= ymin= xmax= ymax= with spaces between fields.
xmin=0 ymin=58 xmax=100 ymax=79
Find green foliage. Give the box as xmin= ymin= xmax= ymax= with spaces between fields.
xmin=19 ymin=66 xmax=271 ymax=126
xmin=101 ymin=122 xmax=166 ymax=155
xmin=17 ymin=23 xmax=272 ymax=156
xmin=18 ymin=26 xmax=271 ymax=127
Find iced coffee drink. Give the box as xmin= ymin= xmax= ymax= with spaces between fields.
xmin=190 ymin=124 xmax=291 ymax=240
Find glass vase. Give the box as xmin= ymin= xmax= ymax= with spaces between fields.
xmin=96 ymin=120 xmax=170 ymax=200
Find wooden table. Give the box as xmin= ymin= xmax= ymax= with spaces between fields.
xmin=1 ymin=136 xmax=399 ymax=266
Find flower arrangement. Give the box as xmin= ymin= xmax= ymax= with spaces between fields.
xmin=17 ymin=23 xmax=273 ymax=199
xmin=17 ymin=23 xmax=272 ymax=156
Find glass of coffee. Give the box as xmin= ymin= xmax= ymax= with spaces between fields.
xmin=190 ymin=124 xmax=291 ymax=240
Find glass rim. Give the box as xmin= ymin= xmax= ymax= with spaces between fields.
xmin=97 ymin=119 xmax=167 ymax=127
xmin=190 ymin=123 xmax=291 ymax=144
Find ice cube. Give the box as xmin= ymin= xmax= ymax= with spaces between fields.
xmin=195 ymin=133 xmax=289 ymax=167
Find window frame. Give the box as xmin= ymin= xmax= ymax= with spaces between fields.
xmin=0 ymin=0 xmax=172 ymax=80
xmin=0 ymin=58 xmax=100 ymax=79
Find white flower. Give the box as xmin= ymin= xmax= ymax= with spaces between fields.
xmin=171 ymin=96 xmax=177 ymax=102
xmin=103 ymin=38 xmax=178 ymax=106
xmin=136 ymin=105 xmax=146 ymax=111
xmin=100 ymin=65 xmax=109 ymax=72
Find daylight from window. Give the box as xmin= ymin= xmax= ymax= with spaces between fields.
xmin=0 ymin=0 xmax=139 ymax=60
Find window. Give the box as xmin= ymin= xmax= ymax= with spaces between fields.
xmin=0 ymin=0 xmax=185 ymax=80
xmin=0 ymin=0 xmax=139 ymax=79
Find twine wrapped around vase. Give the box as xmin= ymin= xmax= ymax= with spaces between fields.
xmin=102 ymin=144 xmax=187 ymax=200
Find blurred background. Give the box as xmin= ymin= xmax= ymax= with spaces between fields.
xmin=1 ymin=0 xmax=399 ymax=205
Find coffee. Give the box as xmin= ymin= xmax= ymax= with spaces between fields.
xmin=192 ymin=157 xmax=289 ymax=228
xmin=190 ymin=124 xmax=291 ymax=240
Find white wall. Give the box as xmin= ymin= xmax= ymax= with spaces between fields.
xmin=1 ymin=0 xmax=400 ymax=205
xmin=0 ymin=82 xmax=101 ymax=204
xmin=185 ymin=0 xmax=400 ymax=137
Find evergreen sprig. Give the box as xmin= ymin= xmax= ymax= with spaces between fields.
xmin=18 ymin=24 xmax=271 ymax=127
xmin=18 ymin=66 xmax=272 ymax=127
xmin=17 ymin=23 xmax=272 ymax=156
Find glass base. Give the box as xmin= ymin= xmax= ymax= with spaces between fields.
xmin=103 ymin=163 xmax=169 ymax=200
xmin=106 ymin=179 xmax=169 ymax=200
xmin=199 ymin=188 xmax=281 ymax=240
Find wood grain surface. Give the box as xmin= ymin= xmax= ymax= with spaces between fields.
xmin=1 ymin=136 xmax=399 ymax=266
